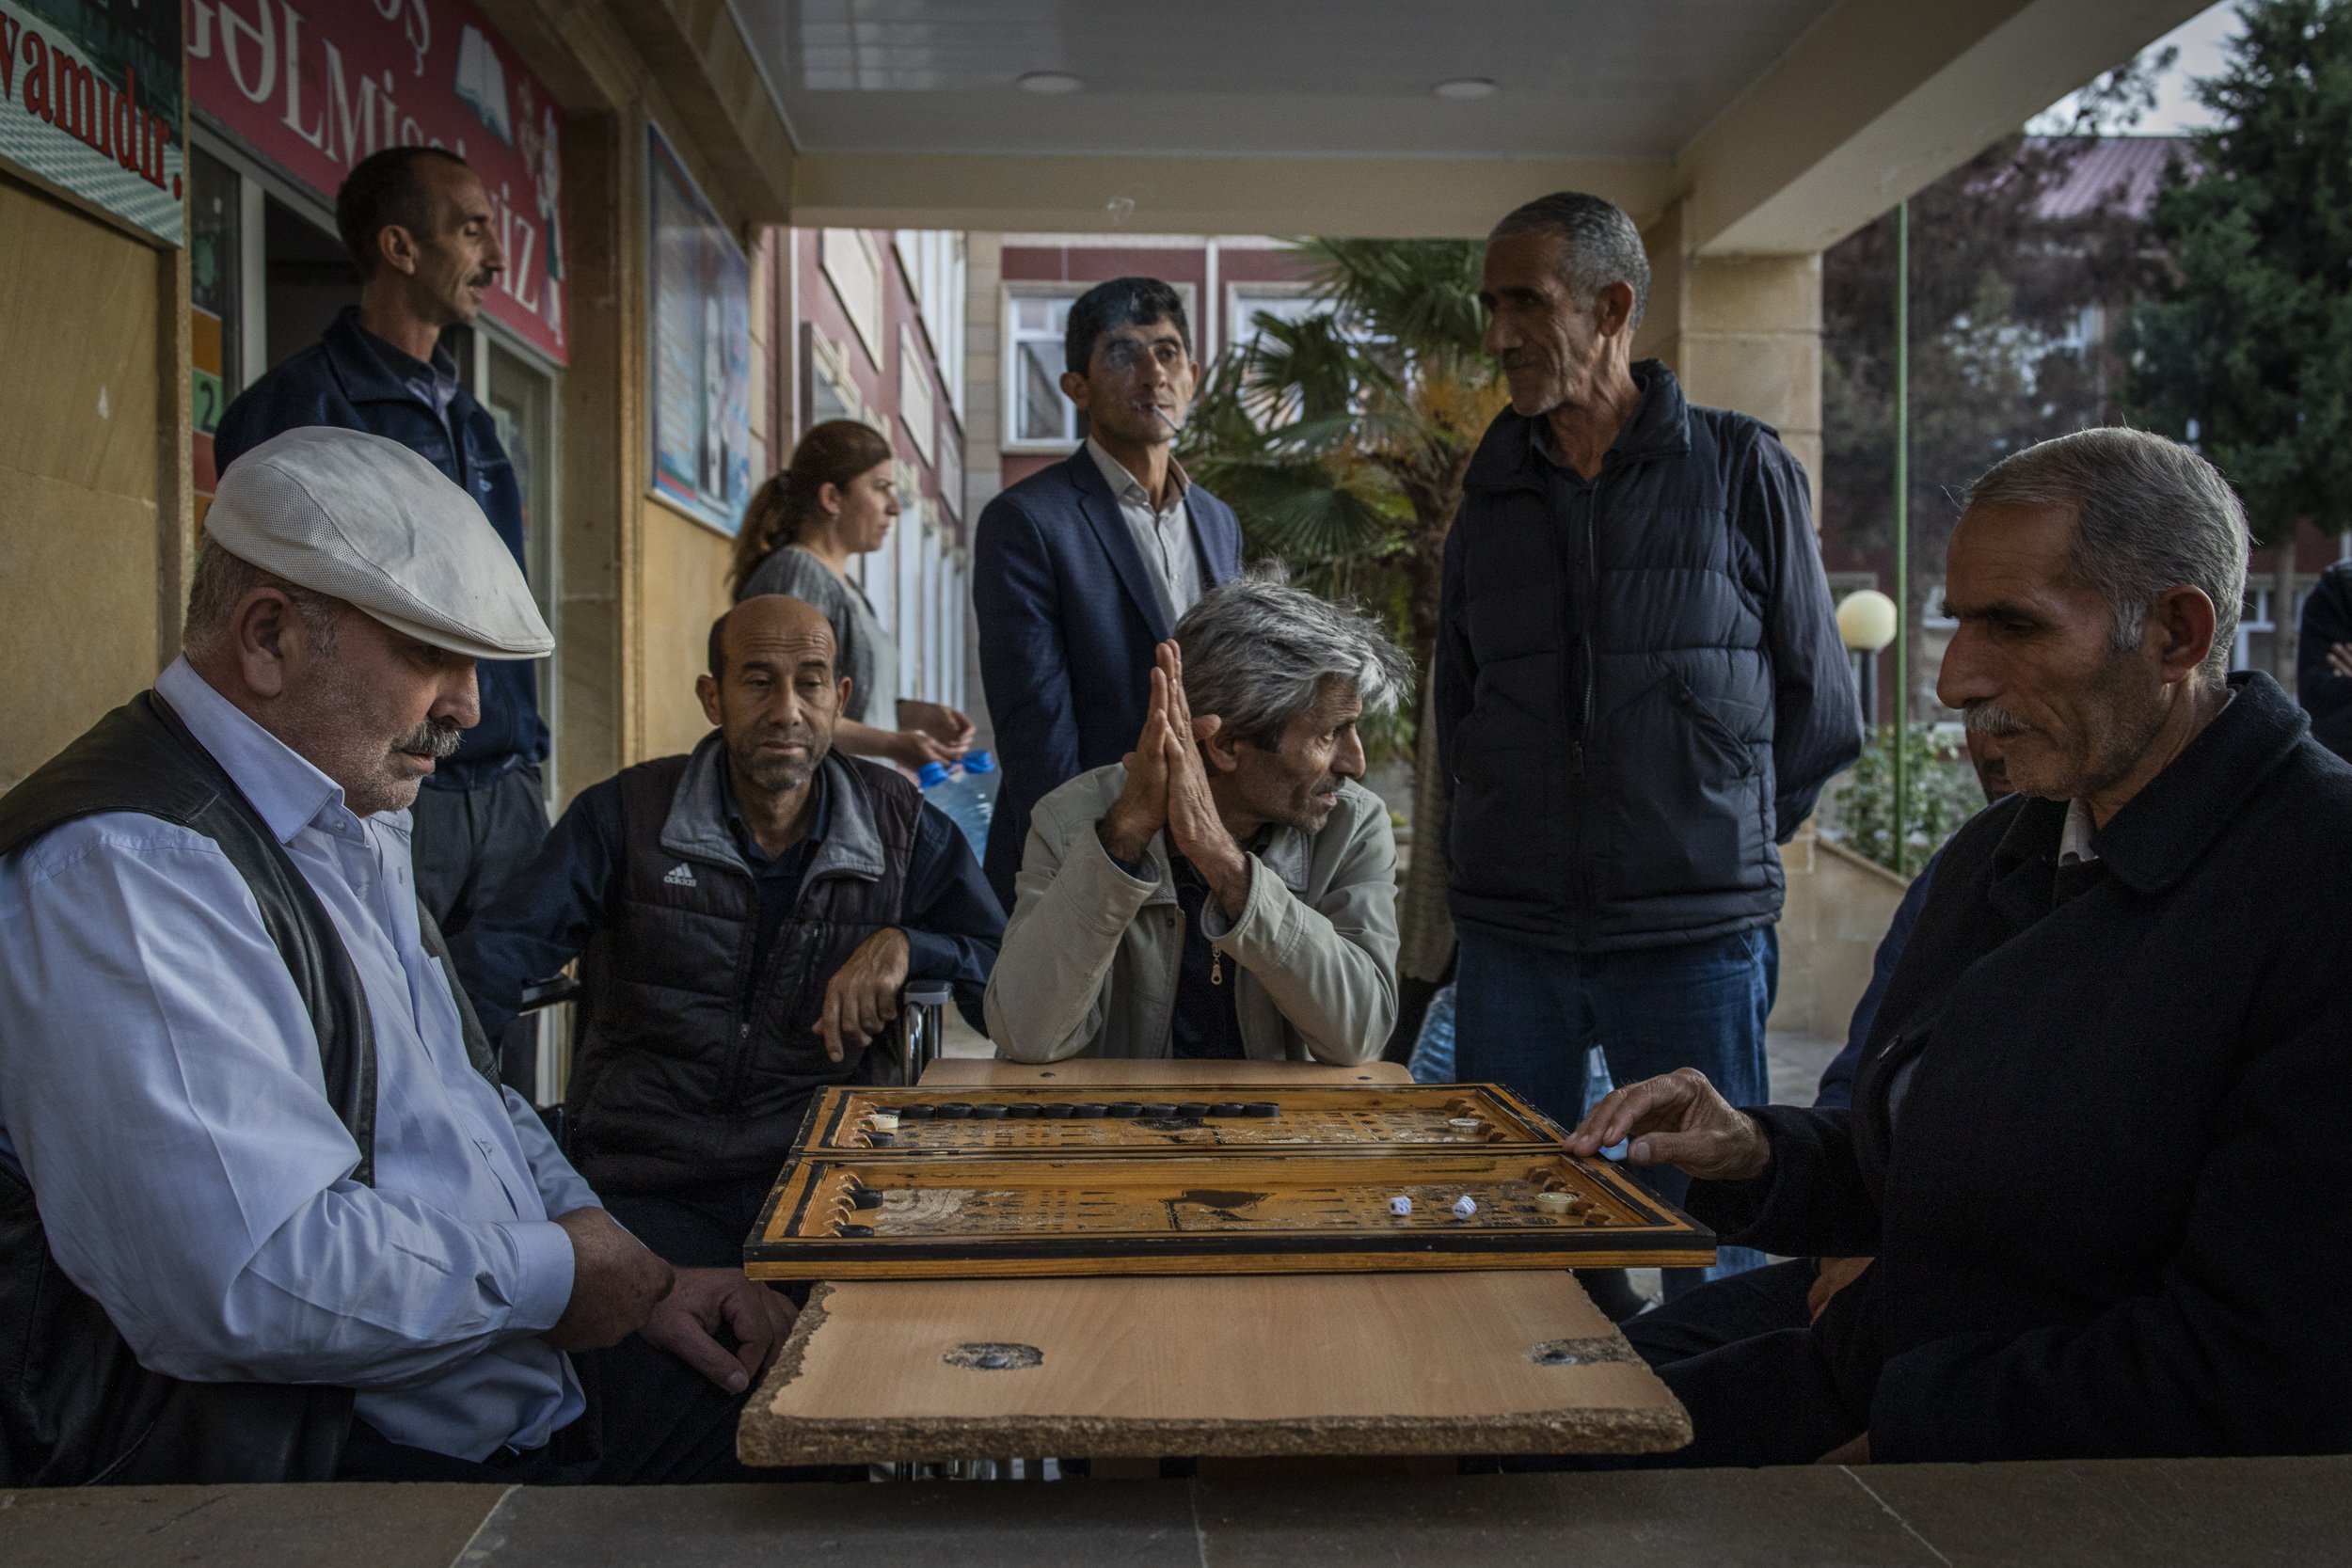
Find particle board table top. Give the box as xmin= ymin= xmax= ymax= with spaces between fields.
xmin=737 ymin=1057 xmax=1691 ymax=1465
xmin=738 ymin=1270 xmax=1689 ymax=1465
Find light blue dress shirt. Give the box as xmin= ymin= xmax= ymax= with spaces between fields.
xmin=0 ymin=658 xmax=596 ymax=1462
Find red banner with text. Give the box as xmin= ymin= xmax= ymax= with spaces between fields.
xmin=187 ymin=0 xmax=568 ymax=364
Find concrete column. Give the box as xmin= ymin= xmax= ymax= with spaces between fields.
xmin=960 ymin=232 xmax=1005 ymax=751
xmin=1636 ymin=199 xmax=1823 ymax=507
xmin=1639 ymin=198 xmax=1852 ymax=1042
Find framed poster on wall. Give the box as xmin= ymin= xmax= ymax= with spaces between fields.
xmin=647 ymin=123 xmax=752 ymax=535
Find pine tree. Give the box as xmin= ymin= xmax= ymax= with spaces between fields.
xmin=2125 ymin=0 xmax=2352 ymax=666
xmin=1823 ymin=59 xmax=2169 ymax=724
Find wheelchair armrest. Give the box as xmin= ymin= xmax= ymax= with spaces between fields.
xmin=516 ymin=975 xmax=581 ymax=1015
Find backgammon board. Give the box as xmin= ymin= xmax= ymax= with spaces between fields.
xmin=743 ymin=1084 xmax=1715 ymax=1279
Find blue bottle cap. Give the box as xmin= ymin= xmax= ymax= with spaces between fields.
xmin=961 ymin=750 xmax=996 ymax=774
xmin=916 ymin=762 xmax=951 ymax=789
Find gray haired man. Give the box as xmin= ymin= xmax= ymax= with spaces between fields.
xmin=1569 ymin=428 xmax=2352 ymax=1466
xmin=1438 ymin=190 xmax=1860 ymax=1304
xmin=988 ymin=572 xmax=1408 ymax=1063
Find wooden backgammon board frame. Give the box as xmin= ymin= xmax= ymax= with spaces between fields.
xmin=742 ymin=1083 xmax=1716 ymax=1280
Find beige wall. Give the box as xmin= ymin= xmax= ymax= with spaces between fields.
xmin=1769 ymin=834 xmax=1913 ymax=1043
xmin=960 ymin=232 xmax=1005 ymax=752
xmin=0 ymin=174 xmax=186 ymax=793
xmin=636 ymin=502 xmax=737 ymax=758
xmin=1637 ymin=198 xmax=1825 ymax=499
xmin=616 ymin=98 xmax=766 ymax=770
xmin=541 ymin=91 xmax=773 ymax=794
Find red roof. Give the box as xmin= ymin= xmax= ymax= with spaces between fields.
xmin=2026 ymin=135 xmax=2196 ymax=220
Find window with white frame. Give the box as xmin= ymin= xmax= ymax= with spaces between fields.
xmin=897 ymin=498 xmax=930 ymax=703
xmin=1005 ymin=282 xmax=1198 ymax=453
xmin=946 ymin=553 xmax=968 ymax=711
xmin=2233 ymin=587 xmax=2280 ymax=672
xmin=895 ymin=230 xmax=967 ymax=420
xmin=1006 ymin=291 xmax=1082 ymax=451
xmin=804 ymin=323 xmax=866 ymax=435
xmin=1223 ymin=285 xmax=1326 ymax=363
xmin=898 ymin=324 xmax=936 ymax=466
xmin=1222 ymin=285 xmax=1346 ymax=427
xmin=937 ymin=428 xmax=963 ymax=525
xmin=921 ymin=531 xmax=945 ymax=702
xmin=820 ymin=230 xmax=883 ymax=368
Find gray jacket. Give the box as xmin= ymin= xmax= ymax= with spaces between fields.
xmin=985 ymin=764 xmax=1399 ymax=1063
xmin=738 ymin=545 xmax=893 ymax=725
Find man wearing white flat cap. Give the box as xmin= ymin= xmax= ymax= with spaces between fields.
xmin=0 ymin=427 xmax=790 ymax=1486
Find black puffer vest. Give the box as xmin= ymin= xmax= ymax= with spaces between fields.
xmin=566 ymin=739 xmax=919 ymax=1195
xmin=1444 ymin=361 xmax=1790 ymax=951
xmin=0 ymin=692 xmax=462 ymax=1484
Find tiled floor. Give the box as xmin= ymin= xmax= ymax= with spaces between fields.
xmin=1766 ymin=1025 xmax=1844 ymax=1108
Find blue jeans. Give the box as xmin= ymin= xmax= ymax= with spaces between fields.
xmin=1454 ymin=927 xmax=1773 ymax=1298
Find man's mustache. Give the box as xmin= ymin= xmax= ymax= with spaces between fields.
xmin=1963 ymin=703 xmax=2032 ymax=738
xmin=396 ymin=718 xmax=466 ymax=758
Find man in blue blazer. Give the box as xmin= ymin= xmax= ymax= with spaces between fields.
xmin=973 ymin=277 xmax=1244 ymax=911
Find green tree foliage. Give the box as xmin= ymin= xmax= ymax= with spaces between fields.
xmin=1829 ymin=724 xmax=1987 ymax=875
xmin=2124 ymin=0 xmax=2352 ymax=546
xmin=1179 ymin=239 xmax=1505 ymax=704
xmin=1824 ymin=60 xmax=2169 ymax=721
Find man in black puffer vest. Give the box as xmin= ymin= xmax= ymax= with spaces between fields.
xmin=454 ymin=595 xmax=1002 ymax=1268
xmin=1437 ymin=191 xmax=1861 ymax=1307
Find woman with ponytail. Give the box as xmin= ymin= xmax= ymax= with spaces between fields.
xmin=731 ymin=420 xmax=974 ymax=769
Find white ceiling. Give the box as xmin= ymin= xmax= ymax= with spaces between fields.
xmin=726 ymin=1 xmax=1844 ymax=162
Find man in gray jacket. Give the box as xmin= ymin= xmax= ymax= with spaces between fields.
xmin=988 ymin=573 xmax=1407 ymax=1063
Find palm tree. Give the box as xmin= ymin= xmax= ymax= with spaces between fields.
xmin=1180 ymin=238 xmax=1505 ymax=1006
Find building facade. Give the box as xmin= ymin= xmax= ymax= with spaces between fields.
xmin=783 ymin=226 xmax=971 ymax=725
xmin=0 ymin=2 xmax=979 ymax=814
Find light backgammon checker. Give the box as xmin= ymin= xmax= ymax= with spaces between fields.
xmin=743 ymin=1083 xmax=1715 ymax=1279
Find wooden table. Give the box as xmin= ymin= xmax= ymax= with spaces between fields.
xmin=739 ymin=1058 xmax=1691 ymax=1466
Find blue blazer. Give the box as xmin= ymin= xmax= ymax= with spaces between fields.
xmin=972 ymin=448 xmax=1244 ymax=910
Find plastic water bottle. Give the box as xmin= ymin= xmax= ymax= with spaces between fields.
xmin=926 ymin=750 xmax=998 ymax=863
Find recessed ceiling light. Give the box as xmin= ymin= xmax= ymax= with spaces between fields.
xmin=1017 ymin=71 xmax=1084 ymax=95
xmin=1434 ymin=77 xmax=1498 ymax=100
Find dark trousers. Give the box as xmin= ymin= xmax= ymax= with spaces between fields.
xmin=335 ymin=1334 xmax=756 ymax=1484
xmin=339 ymin=1175 xmax=821 ymax=1486
xmin=413 ymin=764 xmax=549 ymax=1095
xmin=1597 ymin=1259 xmax=1876 ymax=1468
xmin=1499 ymin=1261 xmax=1863 ymax=1472
xmin=1622 ymin=1257 xmax=1817 ymax=1363
xmin=411 ymin=763 xmax=550 ymax=933
xmin=1454 ymin=927 xmax=1772 ymax=1298
xmin=604 ymin=1175 xmax=779 ymax=1271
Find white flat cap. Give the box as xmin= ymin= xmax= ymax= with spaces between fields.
xmin=205 ymin=426 xmax=555 ymax=659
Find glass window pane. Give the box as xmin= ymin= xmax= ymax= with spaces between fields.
xmin=1017 ymin=341 xmax=1067 ymax=442
xmin=188 ymin=147 xmax=241 ymax=436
